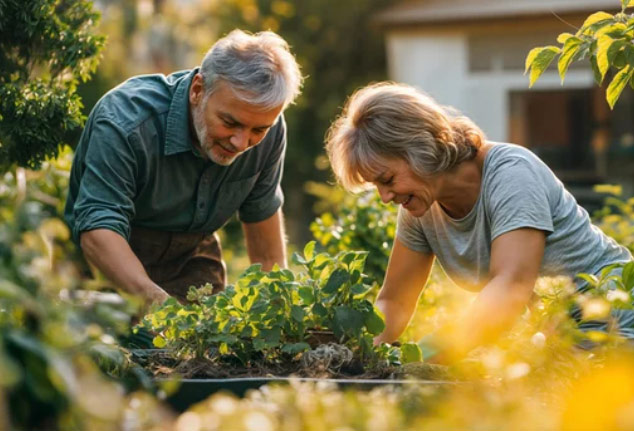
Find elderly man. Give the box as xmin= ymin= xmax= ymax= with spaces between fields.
xmin=64 ymin=30 xmax=303 ymax=304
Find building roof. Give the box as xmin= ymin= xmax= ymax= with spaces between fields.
xmin=376 ymin=0 xmax=620 ymax=26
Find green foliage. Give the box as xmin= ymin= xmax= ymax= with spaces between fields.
xmin=0 ymin=152 xmax=157 ymax=430
xmin=0 ymin=0 xmax=105 ymax=169
xmin=311 ymin=190 xmax=396 ymax=285
xmin=525 ymin=2 xmax=634 ymax=108
xmin=143 ymin=241 xmax=419 ymax=369
xmin=593 ymin=194 xmax=634 ymax=253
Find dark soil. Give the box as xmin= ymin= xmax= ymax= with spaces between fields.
xmin=132 ymin=347 xmax=400 ymax=380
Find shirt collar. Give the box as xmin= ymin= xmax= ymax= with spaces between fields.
xmin=164 ymin=67 xmax=199 ymax=156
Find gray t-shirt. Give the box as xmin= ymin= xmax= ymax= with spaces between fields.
xmin=397 ymin=143 xmax=632 ymax=290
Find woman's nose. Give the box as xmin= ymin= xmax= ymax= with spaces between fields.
xmin=377 ymin=185 xmax=394 ymax=203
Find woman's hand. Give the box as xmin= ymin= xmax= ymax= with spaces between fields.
xmin=444 ymin=227 xmax=546 ymax=360
xmin=373 ymin=238 xmax=435 ymax=345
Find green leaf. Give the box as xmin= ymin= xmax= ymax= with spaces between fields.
xmin=0 ymin=345 xmax=21 ymax=387
xmin=209 ymin=334 xmax=239 ymax=344
xmin=578 ymin=273 xmax=599 ymax=287
xmin=240 ymin=325 xmax=253 ymax=338
xmin=341 ymin=252 xmax=356 ymax=265
xmin=313 ymin=253 xmax=331 ymax=270
xmin=322 ymin=268 xmax=350 ymax=294
xmin=607 ymin=66 xmax=634 ymax=109
xmin=556 ymin=32 xmax=575 ymax=44
xmin=281 ymin=342 xmax=311 ymax=354
xmin=292 ymin=251 xmax=307 ymax=265
xmin=581 ymin=12 xmax=614 ymax=32
xmin=401 ymin=342 xmax=423 ymax=364
xmin=152 ymin=336 xmax=167 ymax=348
xmin=623 ymin=262 xmax=634 ymax=291
xmin=312 ymin=302 xmax=328 ymax=317
xmin=351 ymin=283 xmax=371 ymax=296
xmin=291 ymin=305 xmax=306 ymax=322
xmin=597 ymin=35 xmax=612 ymax=83
xmin=364 ymin=310 xmax=385 ymax=335
xmin=260 ymin=327 xmax=281 ymax=346
xmin=304 ymin=241 xmax=316 ymax=262
xmin=558 ymin=37 xmax=583 ymax=82
xmin=298 ymin=286 xmax=315 ymax=304
xmin=590 ymin=56 xmax=602 ymax=84
xmin=333 ymin=306 xmax=365 ymax=336
xmin=626 ymin=44 xmax=634 ymax=67
xmin=526 ymin=46 xmax=560 ymax=87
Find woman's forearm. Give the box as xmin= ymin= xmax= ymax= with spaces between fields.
xmin=374 ymin=296 xmax=418 ymax=344
xmin=441 ymin=276 xmax=534 ymax=359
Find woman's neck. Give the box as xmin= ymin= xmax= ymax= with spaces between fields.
xmin=437 ymin=143 xmax=492 ymax=218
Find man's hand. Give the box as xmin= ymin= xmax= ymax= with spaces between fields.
xmin=80 ymin=229 xmax=170 ymax=305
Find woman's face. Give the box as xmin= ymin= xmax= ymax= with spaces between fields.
xmin=364 ymin=157 xmax=441 ymax=217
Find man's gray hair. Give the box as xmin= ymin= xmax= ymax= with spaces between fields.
xmin=200 ymin=29 xmax=303 ymax=109
xmin=326 ymin=82 xmax=485 ymax=191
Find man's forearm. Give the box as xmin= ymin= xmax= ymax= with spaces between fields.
xmin=243 ymin=209 xmax=287 ymax=270
xmin=80 ymin=229 xmax=169 ymax=304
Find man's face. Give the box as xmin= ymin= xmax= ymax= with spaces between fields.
xmin=190 ymin=76 xmax=283 ymax=166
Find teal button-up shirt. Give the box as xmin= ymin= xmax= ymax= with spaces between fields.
xmin=64 ymin=68 xmax=286 ymax=243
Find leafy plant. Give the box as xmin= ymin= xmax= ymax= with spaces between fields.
xmin=143 ymin=241 xmax=421 ymax=370
xmin=593 ymin=191 xmax=634 ymax=253
xmin=0 ymin=0 xmax=105 ymax=169
xmin=310 ymin=190 xmax=396 ymax=285
xmin=0 ymin=154 xmax=168 ymax=430
xmin=525 ymin=0 xmax=634 ymax=108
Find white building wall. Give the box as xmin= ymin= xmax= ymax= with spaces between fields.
xmin=386 ymin=32 xmax=595 ymax=142
xmin=386 ymin=33 xmax=467 ymax=110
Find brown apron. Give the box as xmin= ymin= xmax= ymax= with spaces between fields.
xmin=128 ymin=227 xmax=226 ymax=303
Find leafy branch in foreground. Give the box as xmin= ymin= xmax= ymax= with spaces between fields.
xmin=0 ymin=0 xmax=105 ymax=170
xmin=525 ymin=1 xmax=634 ymax=108
xmin=142 ymin=242 xmax=421 ymax=370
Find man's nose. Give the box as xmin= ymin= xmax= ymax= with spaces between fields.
xmin=230 ymin=130 xmax=249 ymax=152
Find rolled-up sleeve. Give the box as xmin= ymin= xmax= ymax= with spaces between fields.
xmin=69 ymin=117 xmax=138 ymax=243
xmin=238 ymin=116 xmax=286 ymax=223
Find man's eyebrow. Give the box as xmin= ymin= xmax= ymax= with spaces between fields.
xmin=219 ymin=113 xmax=242 ymax=126
xmin=219 ymin=112 xmax=274 ymax=130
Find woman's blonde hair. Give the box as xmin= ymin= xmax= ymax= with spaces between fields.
xmin=326 ymin=82 xmax=485 ymax=191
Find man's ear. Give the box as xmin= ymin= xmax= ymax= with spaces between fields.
xmin=189 ymin=73 xmax=204 ymax=106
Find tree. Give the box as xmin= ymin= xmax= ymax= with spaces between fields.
xmin=0 ymin=0 xmax=104 ymax=170
xmin=526 ymin=0 xmax=634 ymax=109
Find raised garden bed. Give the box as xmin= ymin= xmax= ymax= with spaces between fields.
xmin=161 ymin=376 xmax=456 ymax=412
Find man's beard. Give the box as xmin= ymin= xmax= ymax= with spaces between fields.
xmin=192 ymin=104 xmax=239 ymax=166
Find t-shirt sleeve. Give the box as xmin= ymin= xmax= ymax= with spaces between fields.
xmin=69 ymin=117 xmax=138 ymax=243
xmin=485 ymin=157 xmax=554 ymax=240
xmin=238 ymin=115 xmax=286 ymax=223
xmin=396 ymin=206 xmax=433 ymax=254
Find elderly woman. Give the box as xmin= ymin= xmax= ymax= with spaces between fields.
xmin=326 ymin=82 xmax=633 ymax=360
